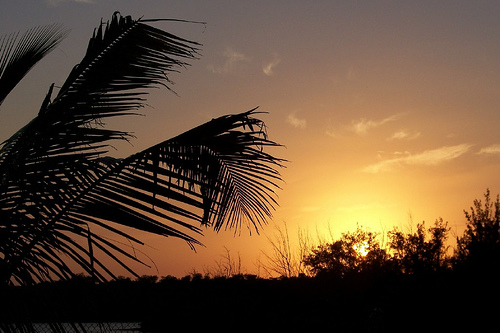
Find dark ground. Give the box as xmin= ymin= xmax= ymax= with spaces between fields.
xmin=2 ymin=269 xmax=499 ymax=333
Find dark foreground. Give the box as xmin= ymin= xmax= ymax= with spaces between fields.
xmin=1 ymin=270 xmax=498 ymax=333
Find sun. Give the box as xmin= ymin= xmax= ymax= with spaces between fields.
xmin=353 ymin=241 xmax=369 ymax=257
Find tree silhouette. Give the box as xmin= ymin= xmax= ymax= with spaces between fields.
xmin=303 ymin=226 xmax=389 ymax=278
xmin=455 ymin=189 xmax=500 ymax=271
xmin=0 ymin=13 xmax=284 ymax=285
xmin=303 ymin=221 xmax=453 ymax=278
xmin=388 ymin=218 xmax=450 ymax=274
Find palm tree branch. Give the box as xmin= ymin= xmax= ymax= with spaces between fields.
xmin=0 ymin=24 xmax=68 ymax=106
xmin=1 ymin=12 xmax=200 ymax=193
xmin=0 ymin=13 xmax=284 ymax=285
xmin=4 ymin=109 xmax=282 ymax=283
xmin=127 ymin=108 xmax=285 ymax=231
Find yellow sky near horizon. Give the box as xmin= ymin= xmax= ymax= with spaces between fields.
xmin=2 ymin=0 xmax=500 ymax=278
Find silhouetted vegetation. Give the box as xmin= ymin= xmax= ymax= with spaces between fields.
xmin=0 ymin=12 xmax=284 ymax=286
xmin=3 ymin=190 xmax=500 ymax=332
xmin=455 ymin=189 xmax=500 ymax=274
xmin=303 ymin=225 xmax=391 ymax=278
xmin=303 ymin=219 xmax=452 ymax=279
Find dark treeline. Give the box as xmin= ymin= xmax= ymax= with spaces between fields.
xmin=2 ymin=190 xmax=500 ymax=332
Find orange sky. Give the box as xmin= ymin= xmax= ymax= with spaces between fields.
xmin=2 ymin=1 xmax=500 ymax=278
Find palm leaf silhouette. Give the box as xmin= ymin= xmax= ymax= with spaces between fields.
xmin=0 ymin=13 xmax=284 ymax=285
xmin=0 ymin=23 xmax=68 ymax=105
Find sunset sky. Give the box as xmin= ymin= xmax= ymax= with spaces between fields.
xmin=2 ymin=0 xmax=500 ymax=277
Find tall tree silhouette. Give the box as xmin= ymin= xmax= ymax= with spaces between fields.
xmin=455 ymin=189 xmax=500 ymax=270
xmin=0 ymin=13 xmax=284 ymax=285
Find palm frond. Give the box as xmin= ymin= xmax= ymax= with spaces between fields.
xmin=1 ymin=13 xmax=200 ymax=177
xmin=0 ymin=13 xmax=284 ymax=285
xmin=0 ymin=24 xmax=68 ymax=106
xmin=2 ymin=109 xmax=284 ymax=284
xmin=71 ymin=108 xmax=284 ymax=235
xmin=0 ymin=12 xmax=201 ymax=263
xmin=49 ymin=13 xmax=200 ymax=119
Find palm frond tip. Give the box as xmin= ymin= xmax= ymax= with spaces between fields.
xmin=0 ymin=24 xmax=68 ymax=106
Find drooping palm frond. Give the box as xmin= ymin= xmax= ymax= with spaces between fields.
xmin=0 ymin=13 xmax=284 ymax=285
xmin=2 ymin=109 xmax=284 ymax=285
xmin=0 ymin=24 xmax=68 ymax=106
xmin=75 ymin=108 xmax=284 ymax=235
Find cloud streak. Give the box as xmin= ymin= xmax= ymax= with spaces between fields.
xmin=362 ymin=144 xmax=473 ymax=173
xmin=351 ymin=113 xmax=403 ymax=136
xmin=478 ymin=144 xmax=500 ymax=155
xmin=263 ymin=55 xmax=281 ymax=76
xmin=207 ymin=47 xmax=249 ymax=74
xmin=326 ymin=113 xmax=405 ymax=138
xmin=388 ymin=129 xmax=421 ymax=141
xmin=286 ymin=113 xmax=306 ymax=129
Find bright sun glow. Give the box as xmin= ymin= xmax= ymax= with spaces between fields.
xmin=353 ymin=241 xmax=369 ymax=257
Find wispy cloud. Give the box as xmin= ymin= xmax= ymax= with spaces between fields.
xmin=362 ymin=144 xmax=473 ymax=173
xmin=388 ymin=129 xmax=421 ymax=141
xmin=351 ymin=113 xmax=403 ymax=136
xmin=286 ymin=113 xmax=306 ymax=129
xmin=325 ymin=129 xmax=340 ymax=138
xmin=263 ymin=55 xmax=281 ymax=76
xmin=478 ymin=144 xmax=500 ymax=155
xmin=326 ymin=113 xmax=404 ymax=138
xmin=207 ymin=47 xmax=249 ymax=74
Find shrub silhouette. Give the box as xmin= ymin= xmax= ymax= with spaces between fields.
xmin=304 ymin=220 xmax=452 ymax=277
xmin=455 ymin=189 xmax=500 ymax=273
xmin=303 ymin=226 xmax=390 ymax=278
xmin=388 ymin=218 xmax=450 ymax=274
